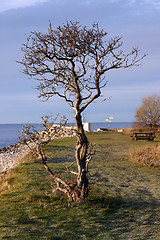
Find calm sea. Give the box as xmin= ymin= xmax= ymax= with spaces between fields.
xmin=0 ymin=124 xmax=42 ymax=149
xmin=0 ymin=122 xmax=132 ymax=149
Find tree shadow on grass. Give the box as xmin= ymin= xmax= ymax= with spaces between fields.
xmin=47 ymin=157 xmax=74 ymax=163
xmin=1 ymin=192 xmax=159 ymax=240
xmin=85 ymin=193 xmax=160 ymax=239
xmin=45 ymin=145 xmax=74 ymax=151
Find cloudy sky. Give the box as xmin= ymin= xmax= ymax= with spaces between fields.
xmin=0 ymin=0 xmax=159 ymax=124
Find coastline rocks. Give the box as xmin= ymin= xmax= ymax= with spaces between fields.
xmin=0 ymin=126 xmax=76 ymax=174
xmin=0 ymin=143 xmax=33 ymax=173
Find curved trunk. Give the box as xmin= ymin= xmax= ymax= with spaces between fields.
xmin=74 ymin=111 xmax=89 ymax=201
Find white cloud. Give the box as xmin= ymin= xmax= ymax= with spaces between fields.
xmin=0 ymin=0 xmax=49 ymax=13
xmin=1 ymin=0 xmax=159 ymax=14
xmin=110 ymin=0 xmax=160 ymax=8
xmin=136 ymin=0 xmax=160 ymax=7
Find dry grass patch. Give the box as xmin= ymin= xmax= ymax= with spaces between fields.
xmin=130 ymin=144 xmax=160 ymax=167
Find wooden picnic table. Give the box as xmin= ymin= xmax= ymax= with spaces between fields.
xmin=131 ymin=132 xmax=156 ymax=141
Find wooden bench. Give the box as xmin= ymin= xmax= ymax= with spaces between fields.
xmin=131 ymin=132 xmax=156 ymax=141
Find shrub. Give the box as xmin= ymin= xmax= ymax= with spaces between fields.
xmin=130 ymin=145 xmax=160 ymax=167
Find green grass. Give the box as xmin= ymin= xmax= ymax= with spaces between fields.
xmin=0 ymin=132 xmax=160 ymax=239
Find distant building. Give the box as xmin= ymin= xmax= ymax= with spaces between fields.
xmin=83 ymin=122 xmax=91 ymax=132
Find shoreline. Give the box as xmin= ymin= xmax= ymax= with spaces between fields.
xmin=0 ymin=126 xmax=76 ymax=174
xmin=0 ymin=143 xmax=35 ymax=174
xmin=0 ymin=122 xmax=133 ymax=149
xmin=0 ymin=125 xmax=138 ymax=174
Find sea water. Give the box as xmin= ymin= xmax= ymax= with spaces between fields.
xmin=0 ymin=122 xmax=133 ymax=149
xmin=0 ymin=124 xmax=42 ymax=149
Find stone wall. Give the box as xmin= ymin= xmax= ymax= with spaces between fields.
xmin=0 ymin=126 xmax=76 ymax=173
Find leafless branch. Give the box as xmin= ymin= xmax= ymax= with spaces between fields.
xmin=18 ymin=21 xmax=146 ymax=201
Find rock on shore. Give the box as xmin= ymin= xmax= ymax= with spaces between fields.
xmin=0 ymin=126 xmax=76 ymax=173
xmin=0 ymin=143 xmax=33 ymax=173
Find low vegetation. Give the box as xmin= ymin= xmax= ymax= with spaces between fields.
xmin=0 ymin=131 xmax=160 ymax=239
xmin=130 ymin=144 xmax=160 ymax=167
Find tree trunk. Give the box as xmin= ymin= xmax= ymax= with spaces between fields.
xmin=73 ymin=111 xmax=89 ymax=201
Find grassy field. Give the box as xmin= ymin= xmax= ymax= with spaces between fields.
xmin=0 ymin=131 xmax=159 ymax=239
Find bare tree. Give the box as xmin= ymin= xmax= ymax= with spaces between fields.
xmin=135 ymin=94 xmax=160 ymax=128
xmin=19 ymin=21 xmax=145 ymax=201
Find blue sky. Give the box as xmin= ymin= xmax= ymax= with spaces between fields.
xmin=0 ymin=0 xmax=160 ymax=123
